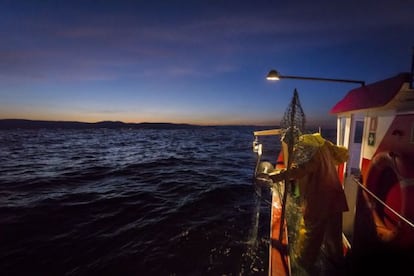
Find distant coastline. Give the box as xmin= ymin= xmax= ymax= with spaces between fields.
xmin=0 ymin=119 xmax=269 ymax=130
xmin=0 ymin=119 xmax=336 ymax=131
xmin=0 ymin=119 xmax=200 ymax=129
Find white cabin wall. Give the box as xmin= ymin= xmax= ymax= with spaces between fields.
xmin=343 ymin=116 xmax=352 ymax=149
xmin=336 ymin=115 xmax=351 ymax=178
xmin=361 ymin=114 xmax=395 ymax=160
xmin=336 ymin=117 xmax=342 ymax=145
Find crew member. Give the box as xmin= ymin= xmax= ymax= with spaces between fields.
xmin=270 ymin=131 xmax=349 ymax=274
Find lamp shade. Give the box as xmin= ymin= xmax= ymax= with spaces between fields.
xmin=266 ymin=70 xmax=280 ymax=80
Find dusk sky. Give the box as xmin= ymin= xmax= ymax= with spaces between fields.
xmin=1 ymin=0 xmax=413 ymax=127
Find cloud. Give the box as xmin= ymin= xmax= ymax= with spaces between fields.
xmin=1 ymin=0 xmax=412 ymax=83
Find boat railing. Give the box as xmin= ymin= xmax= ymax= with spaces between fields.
xmin=253 ymin=128 xmax=282 ymax=136
xmin=351 ymin=175 xmax=414 ymax=229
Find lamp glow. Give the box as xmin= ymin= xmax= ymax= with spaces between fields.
xmin=266 ymin=70 xmax=280 ymax=81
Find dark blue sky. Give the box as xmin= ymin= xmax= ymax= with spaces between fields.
xmin=1 ymin=0 xmax=413 ymax=126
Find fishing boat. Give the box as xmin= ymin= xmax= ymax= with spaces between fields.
xmin=253 ymin=72 xmax=414 ymax=275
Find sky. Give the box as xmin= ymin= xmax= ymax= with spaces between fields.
xmin=1 ymin=0 xmax=413 ymax=127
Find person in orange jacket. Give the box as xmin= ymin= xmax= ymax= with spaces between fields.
xmin=270 ymin=131 xmax=349 ymax=274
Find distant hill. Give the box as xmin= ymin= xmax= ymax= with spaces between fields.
xmin=0 ymin=119 xmax=199 ymax=129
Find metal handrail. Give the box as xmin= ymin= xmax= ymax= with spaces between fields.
xmin=352 ymin=175 xmax=414 ymax=229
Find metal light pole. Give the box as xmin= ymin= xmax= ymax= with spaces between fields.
xmin=266 ymin=69 xmax=365 ymax=86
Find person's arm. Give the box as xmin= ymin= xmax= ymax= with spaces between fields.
xmin=269 ymin=153 xmax=319 ymax=182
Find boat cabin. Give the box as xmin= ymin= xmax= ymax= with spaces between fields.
xmin=331 ymin=72 xmax=414 ymax=250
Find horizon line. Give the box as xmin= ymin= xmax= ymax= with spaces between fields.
xmin=0 ymin=118 xmax=336 ymax=129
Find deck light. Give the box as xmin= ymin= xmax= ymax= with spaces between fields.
xmin=266 ymin=69 xmax=365 ymax=86
xmin=266 ymin=70 xmax=280 ymax=80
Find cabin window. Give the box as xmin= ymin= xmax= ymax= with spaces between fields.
xmin=354 ymin=121 xmax=364 ymax=143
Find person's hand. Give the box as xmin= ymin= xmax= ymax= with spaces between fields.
xmin=269 ymin=169 xmax=286 ymax=182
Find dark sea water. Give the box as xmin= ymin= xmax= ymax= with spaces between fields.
xmin=1 ymin=126 xmax=291 ymax=276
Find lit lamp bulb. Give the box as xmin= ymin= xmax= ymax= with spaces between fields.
xmin=266 ymin=70 xmax=280 ymax=81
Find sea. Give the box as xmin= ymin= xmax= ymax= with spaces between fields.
xmin=0 ymin=126 xmax=335 ymax=275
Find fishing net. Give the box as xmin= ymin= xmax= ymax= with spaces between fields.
xmin=280 ymin=88 xmax=306 ymax=135
xmin=280 ymin=89 xmax=307 ymax=274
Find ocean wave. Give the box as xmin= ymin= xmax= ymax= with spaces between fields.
xmin=0 ymin=127 xmax=281 ymax=275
